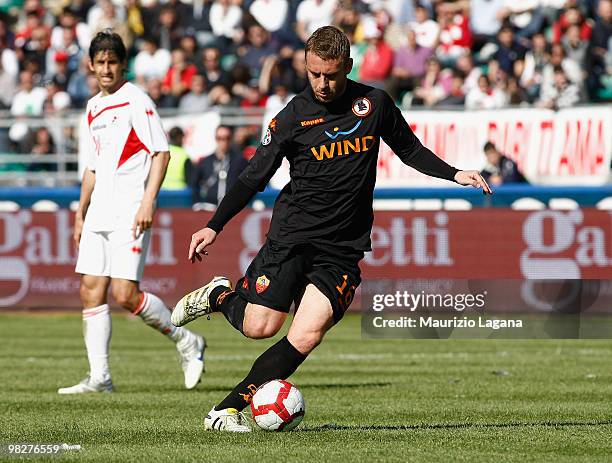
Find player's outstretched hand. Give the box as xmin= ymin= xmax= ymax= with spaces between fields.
xmin=454 ymin=170 xmax=493 ymax=195
xmin=189 ymin=227 xmax=217 ymax=263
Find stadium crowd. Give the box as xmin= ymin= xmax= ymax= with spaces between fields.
xmin=0 ymin=0 xmax=610 ymax=180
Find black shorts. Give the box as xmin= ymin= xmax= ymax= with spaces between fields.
xmin=236 ymin=239 xmax=363 ymax=323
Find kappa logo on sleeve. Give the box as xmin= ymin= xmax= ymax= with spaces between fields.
xmin=352 ymin=97 xmax=372 ymax=117
xmin=300 ymin=117 xmax=325 ymax=127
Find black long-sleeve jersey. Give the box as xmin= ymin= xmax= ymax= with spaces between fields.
xmin=208 ymin=79 xmax=459 ymax=252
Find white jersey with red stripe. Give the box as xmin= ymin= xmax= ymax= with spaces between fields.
xmin=83 ymin=81 xmax=169 ymax=232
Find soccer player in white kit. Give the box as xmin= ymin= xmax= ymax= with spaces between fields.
xmin=58 ymin=31 xmax=205 ymax=394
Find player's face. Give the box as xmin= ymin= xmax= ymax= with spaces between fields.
xmin=305 ymin=51 xmax=353 ymax=103
xmin=89 ymin=50 xmax=126 ymax=95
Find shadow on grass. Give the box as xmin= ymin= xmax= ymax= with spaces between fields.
xmin=298 ymin=420 xmax=612 ymax=432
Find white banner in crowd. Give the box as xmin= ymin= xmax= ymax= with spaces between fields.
xmin=80 ymin=106 xmax=610 ymax=186
xmin=378 ymin=106 xmax=612 ymax=187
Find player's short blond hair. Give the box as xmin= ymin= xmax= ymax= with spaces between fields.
xmin=304 ymin=26 xmax=350 ymax=64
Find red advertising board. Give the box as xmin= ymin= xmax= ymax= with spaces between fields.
xmin=1 ymin=209 xmax=611 ymax=309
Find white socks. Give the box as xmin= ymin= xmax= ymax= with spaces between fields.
xmin=82 ymin=304 xmax=111 ymax=382
xmin=133 ymin=292 xmax=186 ymax=343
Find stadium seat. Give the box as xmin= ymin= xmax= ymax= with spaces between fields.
xmin=192 ymin=202 xmax=217 ymax=212
xmin=511 ymin=198 xmax=546 ymax=210
xmin=443 ymin=199 xmax=472 ymax=210
xmin=0 ymin=200 xmax=20 ymax=211
xmin=548 ymin=198 xmax=579 ymax=210
xmin=372 ymin=199 xmax=413 ymax=211
xmin=31 ymin=200 xmax=60 ymax=211
xmin=413 ymin=199 xmax=443 ymax=210
xmin=596 ymin=197 xmax=612 ymax=210
xmin=70 ymin=201 xmax=80 ymax=212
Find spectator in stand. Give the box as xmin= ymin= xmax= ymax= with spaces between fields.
xmin=11 ymin=70 xmax=46 ymax=117
xmin=412 ymin=57 xmax=453 ymax=106
xmin=209 ymin=0 xmax=243 ymax=52
xmin=67 ymin=55 xmax=92 ymax=108
xmin=51 ymin=7 xmax=90 ymax=51
xmin=237 ymin=24 xmax=278 ymax=79
xmin=91 ymin=0 xmax=132 ymax=50
xmin=519 ymin=32 xmax=549 ymax=101
xmin=493 ymin=26 xmax=526 ymax=75
xmin=552 ymin=6 xmax=593 ymax=44
xmin=541 ymin=43 xmax=583 ymax=97
xmin=180 ymin=34 xmax=199 ymax=65
xmin=162 ymin=126 xmax=192 ymax=190
xmin=280 ymin=48 xmax=308 ymax=94
xmin=43 ymin=78 xmax=71 ymax=114
xmin=190 ymin=125 xmax=247 ymax=206
xmin=249 ymin=0 xmax=290 ymax=35
xmin=480 ymin=141 xmax=528 ymax=185
xmin=134 ymin=35 xmax=172 ymax=86
xmin=537 ymin=65 xmax=582 ymax=109
xmin=264 ymin=83 xmax=295 ymax=114
xmin=16 ymin=22 xmax=50 ymax=76
xmin=0 ymin=60 xmax=16 ymax=109
xmin=465 ymin=74 xmax=508 ymax=109
xmin=156 ymin=5 xmax=184 ymax=51
xmin=455 ymin=53 xmax=482 ymax=94
xmin=498 ymin=0 xmax=544 ymax=40
xmin=409 ymin=5 xmax=439 ymax=50
xmin=507 ymin=76 xmax=530 ymax=105
xmin=562 ymin=24 xmax=588 ymax=68
xmin=358 ymin=18 xmax=393 ymax=89
xmin=163 ymin=48 xmax=198 ymax=98
xmin=179 ymin=73 xmax=210 ymax=112
xmin=28 ymin=127 xmax=56 ymax=172
xmin=470 ymin=0 xmax=505 ymax=51
xmin=437 ymin=69 xmax=466 ymax=106
xmin=295 ymin=0 xmax=337 ymax=43
xmin=147 ymin=77 xmax=178 ymax=108
xmin=199 ymin=46 xmax=231 ymax=89
xmin=386 ymin=29 xmax=432 ymax=101
xmin=436 ymin=2 xmax=472 ymax=66
xmin=586 ymin=0 xmax=612 ymax=100
xmin=46 ymin=52 xmax=73 ymax=90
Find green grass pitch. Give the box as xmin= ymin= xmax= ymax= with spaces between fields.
xmin=1 ymin=313 xmax=612 ymax=462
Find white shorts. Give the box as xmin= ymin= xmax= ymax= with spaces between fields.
xmin=75 ymin=228 xmax=151 ymax=281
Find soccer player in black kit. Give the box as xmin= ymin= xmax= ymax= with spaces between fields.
xmin=171 ymin=26 xmax=492 ymax=432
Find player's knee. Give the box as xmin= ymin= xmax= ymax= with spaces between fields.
xmin=289 ymin=330 xmax=324 ymax=355
xmin=111 ymin=285 xmax=138 ymax=310
xmin=80 ymin=284 xmax=102 ymax=307
xmin=243 ymin=318 xmax=283 ymax=339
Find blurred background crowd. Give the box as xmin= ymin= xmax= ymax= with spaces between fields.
xmin=0 ymin=0 xmax=610 ymax=195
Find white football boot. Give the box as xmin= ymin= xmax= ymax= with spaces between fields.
xmin=171 ymin=276 xmax=232 ymax=327
xmin=57 ymin=376 xmax=113 ymax=394
xmin=204 ymin=407 xmax=252 ymax=432
xmin=176 ymin=331 xmax=206 ymax=389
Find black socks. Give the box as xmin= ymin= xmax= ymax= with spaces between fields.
xmin=215 ymin=336 xmax=306 ymax=411
xmin=210 ymin=286 xmax=248 ymax=334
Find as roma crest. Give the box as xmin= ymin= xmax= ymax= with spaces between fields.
xmin=255 ymin=275 xmax=270 ymax=294
xmin=352 ymin=97 xmax=372 ymax=117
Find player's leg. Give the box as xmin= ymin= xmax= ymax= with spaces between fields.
xmin=109 ymin=229 xmax=205 ymax=389
xmin=172 ymin=240 xmax=299 ymax=337
xmin=204 ymin=284 xmax=333 ymax=432
xmin=59 ymin=230 xmax=114 ymax=394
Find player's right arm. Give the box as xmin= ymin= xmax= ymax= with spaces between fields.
xmin=188 ymin=113 xmax=292 ymax=262
xmin=74 ymin=168 xmax=95 ymax=249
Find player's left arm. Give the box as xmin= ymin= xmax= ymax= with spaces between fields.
xmin=132 ymin=94 xmax=171 ymax=239
xmin=134 ymin=150 xmax=170 ymax=238
xmin=378 ymin=92 xmax=492 ymax=194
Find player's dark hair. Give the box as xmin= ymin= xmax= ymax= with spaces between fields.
xmin=304 ymin=26 xmax=350 ymax=64
xmin=483 ymin=141 xmax=497 ymax=153
xmin=89 ymin=30 xmax=127 ymax=63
